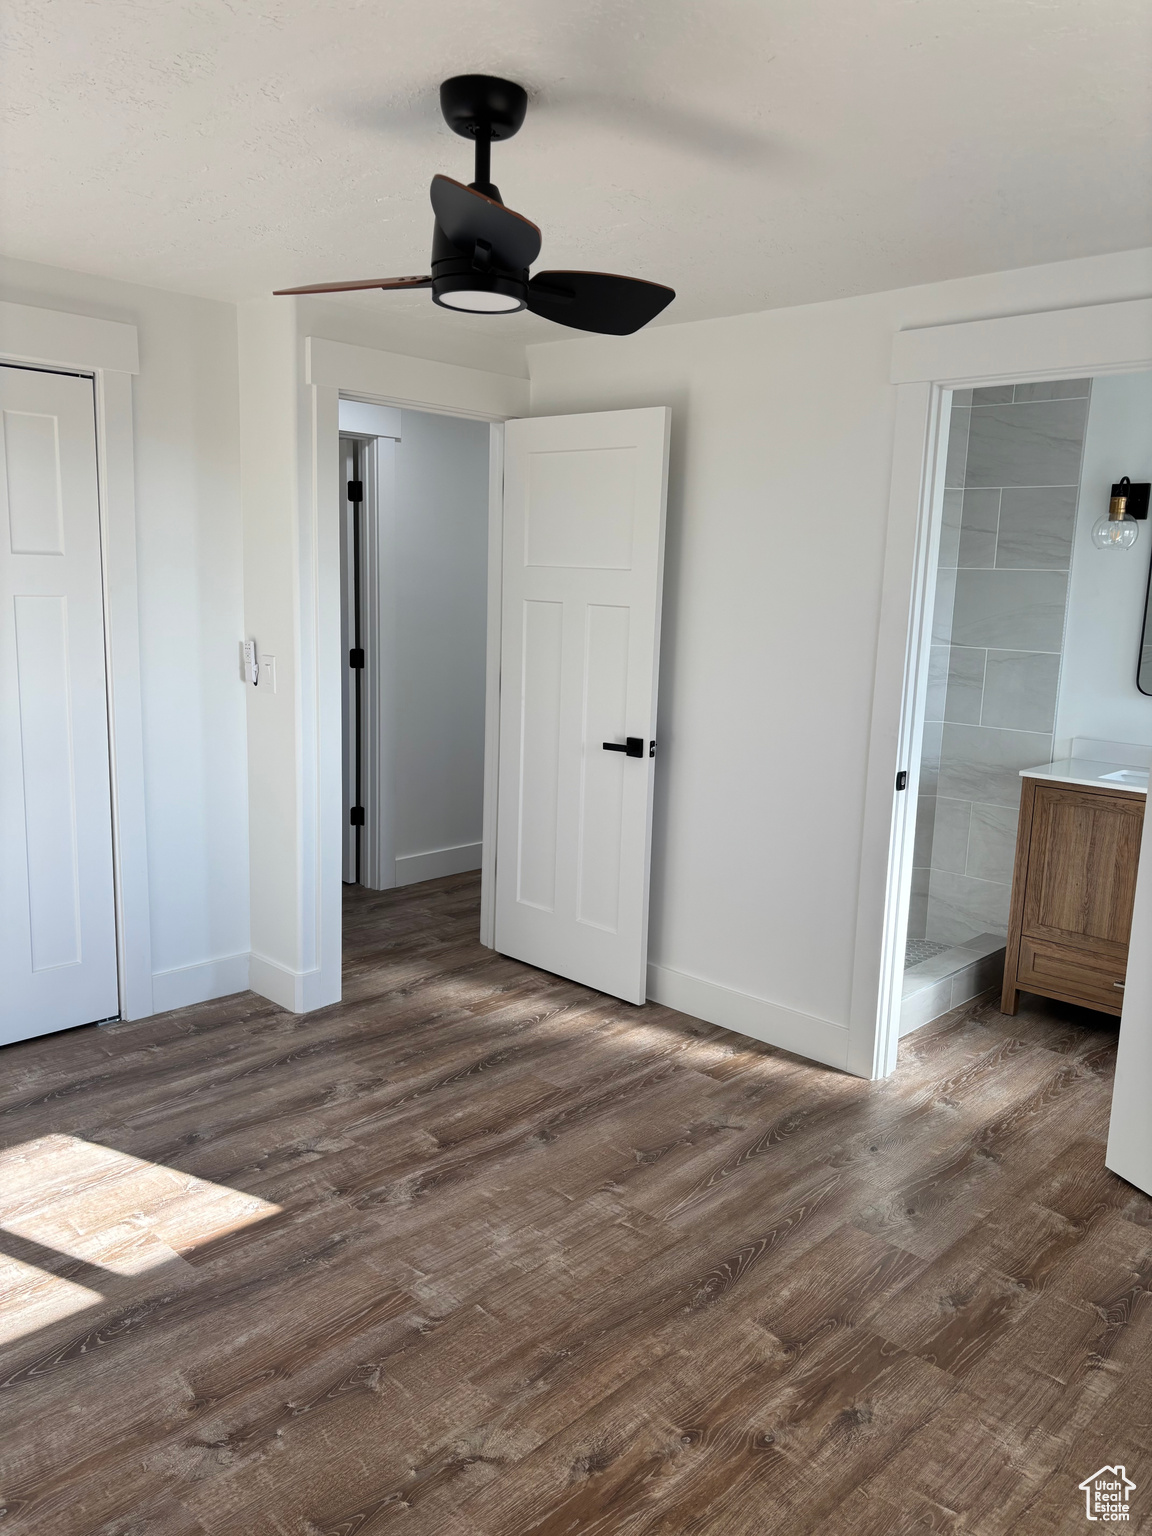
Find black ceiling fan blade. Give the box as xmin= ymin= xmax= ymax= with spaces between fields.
xmin=526 ymin=271 xmax=675 ymax=335
xmin=273 ymin=276 xmax=432 ymax=295
xmin=430 ymin=175 xmax=541 ymax=271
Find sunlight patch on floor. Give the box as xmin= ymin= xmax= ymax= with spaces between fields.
xmin=0 ymin=1250 xmax=103 ymax=1345
xmin=0 ymin=1133 xmax=282 ymax=1347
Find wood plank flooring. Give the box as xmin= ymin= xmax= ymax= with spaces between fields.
xmin=1 ymin=872 xmax=1150 ymax=1535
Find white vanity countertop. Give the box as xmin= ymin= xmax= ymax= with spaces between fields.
xmin=1020 ymin=758 xmax=1149 ymax=795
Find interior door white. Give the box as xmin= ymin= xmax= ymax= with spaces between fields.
xmin=0 ymin=365 xmax=118 ymax=1045
xmin=494 ymin=406 xmax=670 ymax=1004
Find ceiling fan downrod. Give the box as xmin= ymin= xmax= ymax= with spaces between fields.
xmin=439 ymin=74 xmax=528 ymax=204
xmin=471 ymin=130 xmax=496 ymax=201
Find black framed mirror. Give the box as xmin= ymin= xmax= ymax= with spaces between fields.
xmin=1140 ymin=548 xmax=1152 ymax=695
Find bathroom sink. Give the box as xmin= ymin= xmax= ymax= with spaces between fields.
xmin=1101 ymin=768 xmax=1150 ymax=785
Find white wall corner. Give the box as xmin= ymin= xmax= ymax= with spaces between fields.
xmin=248 ymin=952 xmax=330 ymax=1013
xmin=646 ymin=962 xmax=850 ymax=1072
xmin=237 ymin=297 xmax=308 ymax=991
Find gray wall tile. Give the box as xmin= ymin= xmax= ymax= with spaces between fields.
xmin=919 ymin=720 xmax=943 ymax=796
xmin=926 ymin=644 xmax=950 ymax=723
xmin=944 ymin=646 xmax=986 ymax=725
xmin=945 ymin=407 xmax=971 ymax=489
xmin=965 ymin=398 xmax=1089 ymax=488
xmin=996 ymin=486 xmax=1077 ymax=570
xmin=913 ymin=794 xmax=937 ymax=867
xmin=900 ymin=976 xmax=953 ymax=1031
xmin=958 ymin=489 xmax=1000 ymax=568
xmin=939 ymin=490 xmax=963 ymax=568
xmin=952 ymin=950 xmax=1005 ymax=1005
xmin=926 ymin=869 xmax=1012 ymax=945
xmin=913 ymin=375 xmax=1086 ymax=980
xmin=931 ymin=797 xmax=972 ymax=874
xmin=1013 ymin=379 xmax=1090 ymax=402
xmin=951 ymin=569 xmax=1068 ymax=651
xmin=966 ymin=802 xmax=1020 ymax=883
xmin=981 ymin=649 xmax=1061 ymax=732
xmin=937 ymin=723 xmax=1052 ymax=808
xmin=931 ymin=567 xmax=958 ymax=644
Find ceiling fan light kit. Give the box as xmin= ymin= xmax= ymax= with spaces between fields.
xmin=275 ymin=75 xmax=675 ymax=335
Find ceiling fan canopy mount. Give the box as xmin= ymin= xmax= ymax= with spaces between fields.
xmin=274 ymin=74 xmax=675 ymax=336
xmin=438 ymin=74 xmax=528 ymax=144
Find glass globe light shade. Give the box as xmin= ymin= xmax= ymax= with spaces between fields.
xmin=1092 ymin=513 xmax=1140 ymax=550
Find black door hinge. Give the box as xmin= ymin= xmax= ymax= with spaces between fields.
xmin=349 ymin=647 xmax=364 ymax=669
xmin=896 ymin=770 xmax=908 ymax=792
xmin=649 ymin=740 xmax=657 ymax=758
xmin=350 ymin=806 xmax=365 ymax=826
xmin=347 ymin=480 xmax=363 ymax=503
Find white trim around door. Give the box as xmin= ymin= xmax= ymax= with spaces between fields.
xmin=848 ymin=295 xmax=1152 ymax=1080
xmin=299 ymin=335 xmax=528 ymax=1006
xmin=0 ymin=300 xmax=153 ymax=1022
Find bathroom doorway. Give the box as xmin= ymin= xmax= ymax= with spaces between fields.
xmin=899 ymin=370 xmax=1152 ymax=1035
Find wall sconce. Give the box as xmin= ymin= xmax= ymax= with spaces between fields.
xmin=1092 ymin=476 xmax=1150 ymax=550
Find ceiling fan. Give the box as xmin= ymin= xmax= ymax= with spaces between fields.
xmin=274 ymin=75 xmax=675 ymax=336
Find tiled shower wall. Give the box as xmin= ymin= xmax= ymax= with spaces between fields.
xmin=909 ymin=379 xmax=1090 ymax=944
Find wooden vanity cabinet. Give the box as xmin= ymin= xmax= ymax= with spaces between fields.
xmin=1001 ymin=776 xmax=1145 ymax=1017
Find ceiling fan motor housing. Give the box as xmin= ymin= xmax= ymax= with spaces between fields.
xmin=429 ymin=193 xmax=527 ymax=314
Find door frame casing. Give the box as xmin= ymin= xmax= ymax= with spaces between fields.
xmin=303 ymin=335 xmax=527 ymax=1004
xmin=851 ymin=296 xmax=1152 ymax=1079
xmin=338 ymin=418 xmax=402 ymax=893
xmin=479 ymin=421 xmax=505 ymax=948
xmin=0 ymin=301 xmax=153 ymax=1021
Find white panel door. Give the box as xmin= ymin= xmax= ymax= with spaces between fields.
xmin=0 ymin=365 xmax=118 ymax=1045
xmin=495 ymin=407 xmax=670 ymax=1003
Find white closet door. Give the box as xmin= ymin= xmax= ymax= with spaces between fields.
xmin=495 ymin=407 xmax=670 ymax=1004
xmin=0 ymin=365 xmax=118 ymax=1045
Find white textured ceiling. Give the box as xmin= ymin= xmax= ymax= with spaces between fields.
xmin=2 ymin=0 xmax=1149 ymax=342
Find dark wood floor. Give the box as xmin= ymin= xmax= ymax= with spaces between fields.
xmin=1 ymin=874 xmax=1149 ymax=1535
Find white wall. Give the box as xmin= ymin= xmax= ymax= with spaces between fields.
xmin=0 ymin=256 xmax=250 ymax=1011
xmin=237 ymin=299 xmax=306 ymax=1005
xmin=527 ymin=248 xmax=1152 ymax=1057
xmin=389 ymin=409 xmax=489 ymax=882
xmin=1055 ymin=368 xmax=1152 ymax=757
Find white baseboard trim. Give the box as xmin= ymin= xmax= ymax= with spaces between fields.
xmin=395 ymin=841 xmax=483 ymax=886
xmin=646 ymin=962 xmax=850 ymax=1071
xmin=249 ymin=952 xmax=326 ymax=1013
xmin=151 ymin=952 xmax=250 ymax=1013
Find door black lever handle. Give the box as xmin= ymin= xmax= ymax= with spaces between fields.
xmin=603 ymin=737 xmax=644 ymax=758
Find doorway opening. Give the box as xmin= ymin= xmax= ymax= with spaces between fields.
xmin=898 ymin=370 xmax=1152 ymax=1037
xmin=338 ymin=399 xmax=491 ymax=902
